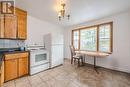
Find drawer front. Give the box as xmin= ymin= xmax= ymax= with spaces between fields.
xmin=5 ymin=52 xmax=29 ymax=60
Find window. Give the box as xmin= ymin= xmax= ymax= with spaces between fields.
xmin=99 ymin=24 xmax=112 ymax=52
xmin=80 ymin=27 xmax=97 ymax=51
xmin=72 ymin=22 xmax=113 ymax=53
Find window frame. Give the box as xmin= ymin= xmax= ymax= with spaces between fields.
xmin=72 ymin=29 xmax=80 ymax=50
xmin=72 ymin=22 xmax=113 ymax=53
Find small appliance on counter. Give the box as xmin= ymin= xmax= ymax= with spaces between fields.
xmin=27 ymin=46 xmax=50 ymax=75
xmin=19 ymin=46 xmax=25 ymax=51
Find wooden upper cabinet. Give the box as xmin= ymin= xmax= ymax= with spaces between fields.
xmin=0 ymin=15 xmax=4 ymax=38
xmin=0 ymin=7 xmax=27 ymax=39
xmin=15 ymin=8 xmax=27 ymax=39
xmin=4 ymin=15 xmax=17 ymax=39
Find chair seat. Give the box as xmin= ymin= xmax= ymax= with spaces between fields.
xmin=73 ymin=55 xmax=82 ymax=59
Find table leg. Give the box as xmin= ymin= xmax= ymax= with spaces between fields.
xmin=94 ymin=56 xmax=96 ymax=68
xmin=71 ymin=57 xmax=73 ymax=64
xmin=83 ymin=55 xmax=85 ymax=65
xmin=94 ymin=56 xmax=99 ymax=74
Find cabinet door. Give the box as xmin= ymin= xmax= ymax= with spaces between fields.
xmin=16 ymin=8 xmax=27 ymax=39
xmin=4 ymin=15 xmax=17 ymax=39
xmin=5 ymin=59 xmax=18 ymax=81
xmin=18 ymin=57 xmax=28 ymax=77
xmin=0 ymin=15 xmax=4 ymax=38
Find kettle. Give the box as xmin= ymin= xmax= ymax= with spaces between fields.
xmin=20 ymin=47 xmax=25 ymax=51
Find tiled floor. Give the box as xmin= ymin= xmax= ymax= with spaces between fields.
xmin=3 ymin=59 xmax=130 ymax=87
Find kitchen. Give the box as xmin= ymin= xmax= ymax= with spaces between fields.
xmin=0 ymin=2 xmax=64 ymax=87
xmin=0 ymin=0 xmax=130 ymax=87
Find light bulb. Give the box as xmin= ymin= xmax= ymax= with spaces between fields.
xmin=58 ymin=12 xmax=62 ymax=17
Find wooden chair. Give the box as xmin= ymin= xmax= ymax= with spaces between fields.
xmin=70 ymin=45 xmax=84 ymax=66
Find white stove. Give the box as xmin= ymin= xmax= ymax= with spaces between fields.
xmin=27 ymin=46 xmax=50 ymax=75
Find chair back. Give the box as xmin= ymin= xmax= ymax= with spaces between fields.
xmin=70 ymin=45 xmax=76 ymax=57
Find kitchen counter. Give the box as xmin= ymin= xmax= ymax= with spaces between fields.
xmin=3 ymin=50 xmax=29 ymax=54
xmin=0 ymin=48 xmax=29 ymax=74
xmin=0 ymin=47 xmax=29 ymax=54
xmin=0 ymin=49 xmax=29 ymax=85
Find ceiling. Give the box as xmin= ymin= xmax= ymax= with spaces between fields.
xmin=15 ymin=0 xmax=130 ymax=27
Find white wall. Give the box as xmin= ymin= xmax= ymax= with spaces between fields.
xmin=25 ymin=15 xmax=64 ymax=46
xmin=64 ymin=11 xmax=130 ymax=73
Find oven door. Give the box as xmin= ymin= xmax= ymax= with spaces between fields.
xmin=30 ymin=50 xmax=49 ymax=67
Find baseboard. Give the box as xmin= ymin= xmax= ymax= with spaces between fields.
xmin=85 ymin=61 xmax=130 ymax=74
xmin=64 ymin=58 xmax=70 ymax=59
xmin=65 ymin=58 xmax=130 ymax=74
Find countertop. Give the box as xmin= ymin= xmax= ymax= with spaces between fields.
xmin=3 ymin=50 xmax=29 ymax=54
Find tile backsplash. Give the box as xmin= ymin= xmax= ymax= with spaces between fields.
xmin=0 ymin=40 xmax=25 ymax=48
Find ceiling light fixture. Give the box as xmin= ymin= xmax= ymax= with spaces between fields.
xmin=58 ymin=0 xmax=70 ymax=21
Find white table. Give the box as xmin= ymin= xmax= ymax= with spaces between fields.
xmin=75 ymin=51 xmax=110 ymax=73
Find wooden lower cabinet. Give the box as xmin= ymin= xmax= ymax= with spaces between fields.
xmin=0 ymin=61 xmax=4 ymax=87
xmin=4 ymin=52 xmax=29 ymax=82
xmin=18 ymin=57 xmax=28 ymax=77
xmin=5 ymin=59 xmax=18 ymax=81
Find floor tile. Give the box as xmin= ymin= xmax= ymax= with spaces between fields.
xmin=3 ymin=59 xmax=130 ymax=87
xmin=3 ymin=80 xmax=15 ymax=87
xmin=28 ymin=75 xmax=43 ymax=87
